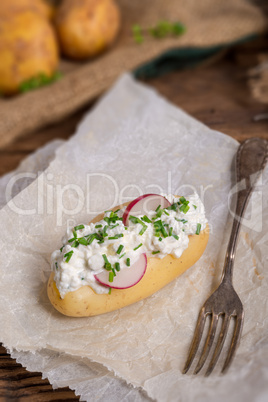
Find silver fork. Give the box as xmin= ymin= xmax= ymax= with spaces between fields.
xmin=183 ymin=138 xmax=268 ymax=376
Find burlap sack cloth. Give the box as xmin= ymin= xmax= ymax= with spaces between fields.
xmin=0 ymin=0 xmax=266 ymax=148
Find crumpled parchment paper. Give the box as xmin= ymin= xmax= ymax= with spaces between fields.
xmin=0 ymin=138 xmax=148 ymax=402
xmin=0 ymin=74 xmax=267 ymax=402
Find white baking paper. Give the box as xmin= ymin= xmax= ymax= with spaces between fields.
xmin=0 ymin=136 xmax=149 ymax=401
xmin=0 ymin=74 xmax=267 ymax=402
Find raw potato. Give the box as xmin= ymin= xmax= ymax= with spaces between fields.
xmin=55 ymin=0 xmax=121 ymax=60
xmin=0 ymin=0 xmax=54 ymax=21
xmin=0 ymin=11 xmax=59 ymax=95
xmin=47 ymin=203 xmax=209 ymax=317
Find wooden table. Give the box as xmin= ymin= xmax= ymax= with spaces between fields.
xmin=0 ymin=37 xmax=268 ymax=401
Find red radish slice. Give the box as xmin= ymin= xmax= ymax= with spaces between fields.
xmin=122 ymin=194 xmax=171 ymax=226
xmin=95 ymin=253 xmax=147 ymax=289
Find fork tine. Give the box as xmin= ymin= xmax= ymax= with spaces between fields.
xmin=222 ymin=315 xmax=244 ymax=373
xmin=194 ymin=313 xmax=219 ymax=374
xmin=205 ymin=314 xmax=231 ymax=376
xmin=182 ymin=308 xmax=206 ymax=374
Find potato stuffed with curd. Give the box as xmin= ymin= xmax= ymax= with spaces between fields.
xmin=48 ymin=193 xmax=209 ymax=317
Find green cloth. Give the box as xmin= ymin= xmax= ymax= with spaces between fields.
xmin=134 ymin=34 xmax=257 ymax=79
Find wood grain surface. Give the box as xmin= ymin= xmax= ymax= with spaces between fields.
xmin=0 ymin=37 xmax=268 ymax=401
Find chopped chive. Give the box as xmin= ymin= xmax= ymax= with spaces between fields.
xmin=87 ymin=234 xmax=96 ymax=245
xmin=126 ymin=258 xmax=130 ymax=266
xmin=95 ymin=224 xmax=102 ymax=228
xmin=129 ymin=215 xmax=139 ymax=224
xmin=184 ymin=205 xmax=190 ymax=214
xmin=155 ymin=208 xmax=163 ymax=218
xmin=109 ymin=272 xmax=114 ymax=282
xmin=64 ymin=250 xmax=73 ymax=262
xmin=154 ymin=219 xmax=168 ymax=237
xmin=102 ymin=254 xmax=109 ymax=265
xmin=71 ymin=240 xmax=79 ymax=248
xmin=193 ymin=205 xmax=197 ymax=209
xmin=139 ymin=225 xmax=147 ymax=235
xmin=108 ymin=287 xmax=112 ymax=294
xmin=159 ymin=237 xmax=162 ymax=241
xmin=78 ymin=237 xmax=88 ymax=245
xmin=55 ymin=262 xmax=58 ymax=269
xmin=114 ymin=209 xmax=120 ymax=213
xmin=154 ymin=220 xmax=161 ymax=228
xmin=155 ymin=204 xmax=161 ymax=212
xmin=107 ymin=234 xmax=124 ymax=240
xmin=175 ymin=218 xmax=188 ymax=224
xmin=129 ymin=215 xmax=145 ymax=226
xmin=60 ymin=246 xmax=64 ymax=252
xmin=119 ymin=252 xmax=126 ymax=259
xmin=116 ymin=245 xmax=124 ymax=254
xmin=112 ymin=268 xmax=116 ymax=276
xmin=103 ymin=225 xmax=108 ymax=235
xmin=73 ymin=229 xmax=77 ymax=238
xmin=115 ymin=262 xmax=120 ymax=271
xmin=133 ymin=243 xmax=142 ymax=251
xmin=161 ymin=226 xmax=168 ymax=238
xmin=169 ymin=227 xmax=173 ymax=236
xmin=163 ymin=210 xmax=170 ymax=216
xmin=110 ymin=223 xmax=119 ymax=229
xmin=74 ymin=224 xmax=85 ymax=231
xmin=172 ymin=234 xmax=179 ymax=240
xmin=19 ymin=71 xmax=63 ymax=93
xmin=179 ymin=196 xmax=186 ymax=204
xmin=68 ymin=237 xmax=75 ymax=243
xmin=81 ymin=277 xmax=84 ymax=280
xmin=141 ymin=215 xmax=152 ymax=223
xmin=102 ymin=254 xmax=112 ymax=270
xmin=167 ymin=203 xmax=177 ymax=211
xmin=152 ymin=250 xmax=160 ymax=255
xmin=196 ymin=223 xmax=201 ymax=235
xmin=179 ymin=203 xmax=190 ymax=214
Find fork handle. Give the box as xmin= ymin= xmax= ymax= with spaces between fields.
xmin=222 ymin=138 xmax=268 ymax=282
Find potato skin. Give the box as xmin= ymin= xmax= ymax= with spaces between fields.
xmin=47 ymin=204 xmax=209 ymax=317
xmin=55 ymin=0 xmax=121 ymax=60
xmin=0 ymin=0 xmax=54 ymax=21
xmin=0 ymin=11 xmax=59 ymax=95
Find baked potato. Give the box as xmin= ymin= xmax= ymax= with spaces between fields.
xmin=48 ymin=195 xmax=209 ymax=317
xmin=48 ymin=228 xmax=209 ymax=317
xmin=0 ymin=11 xmax=59 ymax=95
xmin=55 ymin=0 xmax=121 ymax=60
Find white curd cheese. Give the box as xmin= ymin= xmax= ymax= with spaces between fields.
xmin=51 ymin=194 xmax=207 ymax=298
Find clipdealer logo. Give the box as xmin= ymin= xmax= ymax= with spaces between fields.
xmin=5 ymin=169 xmax=264 ymax=233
